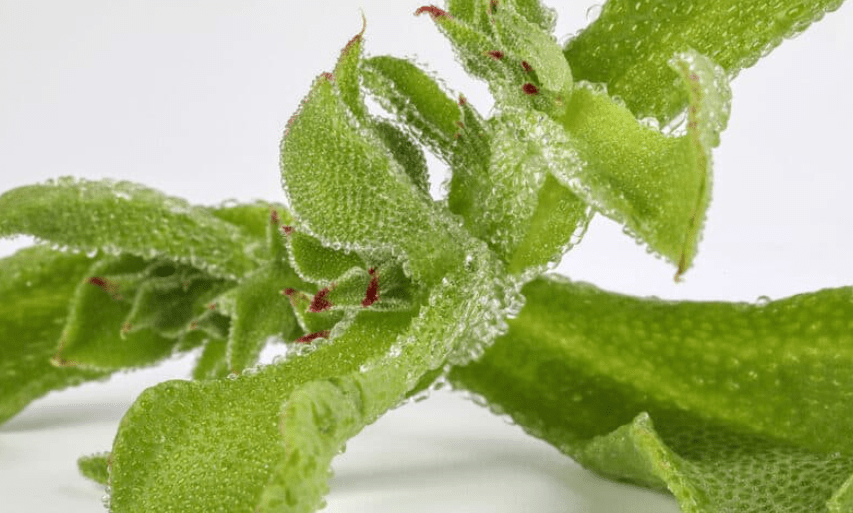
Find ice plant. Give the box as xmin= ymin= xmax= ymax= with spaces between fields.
xmin=1 ymin=0 xmax=851 ymax=512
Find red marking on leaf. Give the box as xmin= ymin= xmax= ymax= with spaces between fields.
xmin=522 ymin=83 xmax=539 ymax=95
xmin=87 ymin=276 xmax=120 ymax=299
xmin=362 ymin=268 xmax=380 ymax=307
xmin=270 ymin=210 xmax=279 ymax=225
xmin=121 ymin=322 xmax=132 ymax=334
xmin=309 ymin=286 xmax=334 ymax=312
xmin=342 ymin=13 xmax=367 ymax=55
xmin=206 ymin=303 xmax=217 ymax=311
xmin=320 ymin=72 xmax=335 ymax=82
xmin=521 ymin=61 xmax=533 ymax=73
xmin=456 ymin=120 xmax=465 ymax=129
xmin=414 ymin=5 xmax=450 ymax=19
xmin=296 ymin=330 xmax=330 ymax=344
xmin=458 ymin=95 xmax=468 ymax=106
xmin=189 ymin=321 xmax=198 ymax=331
xmin=487 ymin=50 xmax=504 ymax=60
xmin=282 ymin=225 xmax=294 ymax=235
xmin=454 ymin=132 xmax=462 ymax=139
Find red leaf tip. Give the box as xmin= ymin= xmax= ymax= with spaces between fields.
xmin=522 ymin=83 xmax=539 ymax=95
xmin=309 ymin=286 xmax=334 ymax=312
xmin=521 ymin=61 xmax=533 ymax=73
xmin=361 ymin=268 xmax=380 ymax=307
xmin=296 ymin=330 xmax=331 ymax=344
xmin=487 ymin=50 xmax=504 ymax=60
xmin=415 ymin=6 xmax=450 ymax=19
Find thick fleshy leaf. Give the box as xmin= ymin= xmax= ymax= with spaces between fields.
xmin=450 ymin=276 xmax=853 ymax=512
xmin=361 ymin=55 xmax=461 ymax=159
xmin=449 ymin=107 xmax=589 ymax=272
xmin=260 ymin=250 xmax=520 ymax=511
xmin=0 ymin=178 xmax=259 ymax=279
xmin=218 ymin=263 xmax=302 ymax=372
xmin=564 ymin=0 xmax=844 ymax=123
xmin=107 ymin=310 xmax=412 ymax=512
xmin=108 ymin=247 xmax=518 ymax=512
xmin=334 ymin=23 xmax=367 ymax=120
xmin=78 ymin=453 xmax=110 ymax=486
xmin=554 ymin=51 xmax=730 ymax=276
xmin=0 ymin=246 xmax=108 ymax=425
xmin=280 ymin=73 xmax=467 ymax=285
xmin=54 ymin=255 xmax=179 ymax=370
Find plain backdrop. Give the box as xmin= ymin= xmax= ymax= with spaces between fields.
xmin=1 ymin=1 xmax=852 ymax=512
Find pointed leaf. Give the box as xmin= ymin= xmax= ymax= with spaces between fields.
xmin=564 ymin=0 xmax=844 ymax=123
xmin=362 ymin=55 xmax=461 ymax=159
xmin=554 ymin=51 xmax=731 ymax=276
xmin=285 ymin=230 xmax=364 ymax=284
xmin=78 ymin=452 xmax=110 ymax=486
xmin=334 ymin=22 xmax=367 ymax=119
xmin=55 ymin=255 xmax=180 ymax=370
xmin=218 ymin=263 xmax=302 ymax=372
xmin=0 ymin=246 xmax=108 ymax=425
xmin=451 ymin=276 xmax=853 ymax=512
xmin=280 ymin=74 xmax=467 ymax=285
xmin=0 ymin=178 xmax=259 ymax=279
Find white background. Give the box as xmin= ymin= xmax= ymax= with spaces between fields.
xmin=1 ymin=1 xmax=852 ymax=511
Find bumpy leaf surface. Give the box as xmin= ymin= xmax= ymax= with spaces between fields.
xmin=78 ymin=453 xmax=110 ymax=486
xmin=451 ymin=276 xmax=853 ymax=512
xmin=0 ymin=178 xmax=258 ymax=279
xmin=0 ymin=246 xmax=108 ymax=424
xmin=554 ymin=51 xmax=730 ymax=275
xmin=564 ymin=0 xmax=845 ymax=122
xmin=281 ymin=74 xmax=467 ymax=285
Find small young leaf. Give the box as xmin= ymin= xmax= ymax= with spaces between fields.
xmin=281 ymin=73 xmax=467 ymax=285
xmin=564 ymin=0 xmax=844 ymax=122
xmin=217 ymin=263 xmax=302 ymax=372
xmin=0 ymin=178 xmax=259 ymax=279
xmin=553 ymin=51 xmax=731 ymax=276
xmin=0 ymin=246 xmax=108 ymax=425
xmin=77 ymin=452 xmax=110 ymax=486
xmin=451 ymin=276 xmax=853 ymax=512
xmin=55 ymin=255 xmax=180 ymax=370
xmin=362 ymin=55 xmax=461 ymax=159
xmin=285 ymin=230 xmax=364 ymax=285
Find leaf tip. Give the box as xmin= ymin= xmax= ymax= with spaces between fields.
xmin=414 ymin=5 xmax=450 ymax=20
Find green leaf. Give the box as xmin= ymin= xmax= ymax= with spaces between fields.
xmin=108 ymin=246 xmax=518 ymax=512
xmin=0 ymin=246 xmax=108 ymax=425
xmin=334 ymin=22 xmax=368 ymax=120
xmin=449 ymin=107 xmax=589 ymax=272
xmin=286 ymin=230 xmax=364 ymax=285
xmin=450 ymin=276 xmax=853 ymax=512
xmin=107 ymin=309 xmax=413 ymax=513
xmin=217 ymin=263 xmax=302 ymax=372
xmin=54 ymin=255 xmax=180 ymax=370
xmin=362 ymin=55 xmax=461 ymax=159
xmin=501 ymin=0 xmax=557 ymax=32
xmin=564 ymin=0 xmax=844 ymax=123
xmin=191 ymin=335 xmax=230 ymax=380
xmin=78 ymin=452 xmax=110 ymax=486
xmin=370 ymin=118 xmax=431 ymax=194
xmin=0 ymin=178 xmax=259 ymax=280
xmin=419 ymin=2 xmax=568 ymax=114
xmin=123 ymin=262 xmax=229 ymax=339
xmin=554 ymin=50 xmax=731 ymax=276
xmin=280 ymin=73 xmax=468 ymax=285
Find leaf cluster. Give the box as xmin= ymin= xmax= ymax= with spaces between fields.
xmin=0 ymin=1 xmax=850 ymax=512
